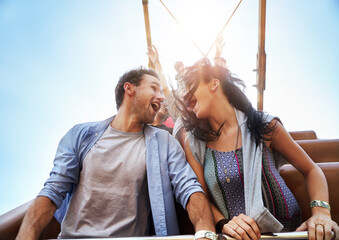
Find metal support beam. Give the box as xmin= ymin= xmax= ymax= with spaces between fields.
xmin=142 ymin=0 xmax=155 ymax=69
xmin=256 ymin=0 xmax=266 ymax=111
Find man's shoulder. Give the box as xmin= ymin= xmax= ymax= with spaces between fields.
xmin=72 ymin=120 xmax=98 ymax=131
xmin=68 ymin=116 xmax=114 ymax=137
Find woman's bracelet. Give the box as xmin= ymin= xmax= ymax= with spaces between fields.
xmin=215 ymin=218 xmax=229 ymax=233
xmin=310 ymin=200 xmax=331 ymax=211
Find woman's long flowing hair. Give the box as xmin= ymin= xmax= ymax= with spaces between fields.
xmin=175 ymin=58 xmax=276 ymax=145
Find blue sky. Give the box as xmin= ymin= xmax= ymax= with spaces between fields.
xmin=0 ymin=0 xmax=338 ymax=215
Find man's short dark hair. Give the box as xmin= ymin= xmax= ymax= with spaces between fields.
xmin=115 ymin=67 xmax=159 ymax=110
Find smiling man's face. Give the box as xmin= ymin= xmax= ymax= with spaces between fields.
xmin=131 ymin=74 xmax=164 ymax=124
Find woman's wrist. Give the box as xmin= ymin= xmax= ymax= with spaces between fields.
xmin=311 ymin=200 xmax=331 ymax=215
xmin=311 ymin=206 xmax=331 ymax=217
xmin=310 ymin=200 xmax=331 ymax=211
xmin=310 ymin=200 xmax=331 ymax=217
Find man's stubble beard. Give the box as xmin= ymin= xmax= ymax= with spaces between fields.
xmin=131 ymin=96 xmax=155 ymax=124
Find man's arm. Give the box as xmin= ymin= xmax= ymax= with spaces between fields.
xmin=16 ymin=196 xmax=57 ymax=240
xmin=16 ymin=125 xmax=82 ymax=240
xmin=186 ymin=192 xmax=215 ymax=233
xmin=165 ymin=135 xmax=215 ymax=238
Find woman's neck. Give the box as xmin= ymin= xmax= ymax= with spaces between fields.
xmin=208 ymin=97 xmax=238 ymax=133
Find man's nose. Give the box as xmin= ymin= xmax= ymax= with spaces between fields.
xmin=156 ymin=91 xmax=164 ymax=102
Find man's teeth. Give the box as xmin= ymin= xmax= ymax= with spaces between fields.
xmin=152 ymin=103 xmax=159 ymax=110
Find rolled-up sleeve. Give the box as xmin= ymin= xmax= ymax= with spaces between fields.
xmin=166 ymin=135 xmax=204 ymax=209
xmin=38 ymin=127 xmax=81 ymax=209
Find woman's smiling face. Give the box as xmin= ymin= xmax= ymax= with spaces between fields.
xmin=186 ymin=78 xmax=214 ymax=119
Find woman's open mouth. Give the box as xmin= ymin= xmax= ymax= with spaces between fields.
xmin=187 ymin=97 xmax=197 ymax=112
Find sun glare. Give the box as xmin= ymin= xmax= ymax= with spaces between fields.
xmin=156 ymin=0 xmax=243 ymax=59
xmin=148 ymin=0 xmax=246 ymax=91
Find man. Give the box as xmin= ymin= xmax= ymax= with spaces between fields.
xmin=16 ymin=67 xmax=216 ymax=240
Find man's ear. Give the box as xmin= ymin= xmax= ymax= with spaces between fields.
xmin=210 ymin=78 xmax=220 ymax=92
xmin=123 ymin=82 xmax=135 ymax=96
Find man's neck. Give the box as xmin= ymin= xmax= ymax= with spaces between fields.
xmin=111 ymin=109 xmax=144 ymax=132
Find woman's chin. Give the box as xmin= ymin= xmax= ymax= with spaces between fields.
xmin=195 ymin=112 xmax=203 ymax=119
xmin=195 ymin=111 xmax=209 ymax=119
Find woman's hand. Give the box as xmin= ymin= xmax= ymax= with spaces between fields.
xmin=296 ymin=209 xmax=339 ymax=240
xmin=222 ymin=214 xmax=261 ymax=240
xmin=214 ymin=35 xmax=225 ymax=58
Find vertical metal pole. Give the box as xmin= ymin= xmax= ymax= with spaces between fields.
xmin=256 ymin=0 xmax=266 ymax=111
xmin=142 ymin=0 xmax=155 ymax=69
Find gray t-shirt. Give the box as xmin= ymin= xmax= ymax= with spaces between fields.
xmin=60 ymin=124 xmax=150 ymax=238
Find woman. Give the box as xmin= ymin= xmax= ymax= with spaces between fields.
xmin=147 ymin=37 xmax=226 ymax=145
xmin=178 ymin=59 xmax=338 ymax=240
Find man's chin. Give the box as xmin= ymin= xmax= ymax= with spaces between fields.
xmin=142 ymin=116 xmax=155 ymax=124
